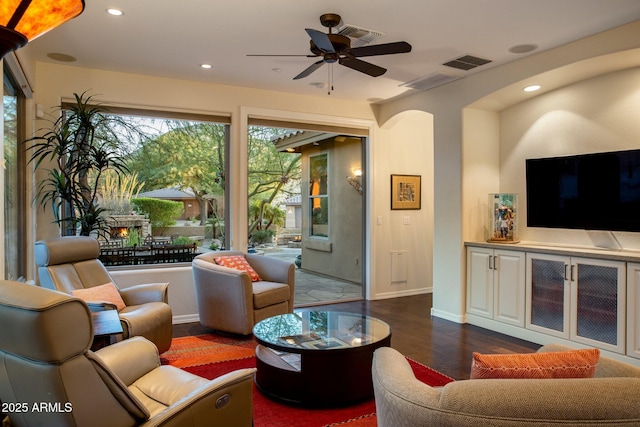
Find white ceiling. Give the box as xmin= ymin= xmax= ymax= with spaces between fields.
xmin=26 ymin=0 xmax=640 ymax=103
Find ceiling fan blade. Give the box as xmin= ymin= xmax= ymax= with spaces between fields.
xmin=247 ymin=54 xmax=315 ymax=57
xmin=293 ymin=60 xmax=325 ymax=80
xmin=349 ymin=41 xmax=412 ymax=58
xmin=339 ymin=57 xmax=386 ymax=77
xmin=305 ymin=28 xmax=335 ymax=53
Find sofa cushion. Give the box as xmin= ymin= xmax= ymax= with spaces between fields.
xmin=214 ymin=255 xmax=262 ymax=282
xmin=470 ymin=348 xmax=600 ymax=379
xmin=72 ymin=282 xmax=126 ymax=311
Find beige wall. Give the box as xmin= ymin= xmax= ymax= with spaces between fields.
xmin=372 ymin=110 xmax=434 ymax=298
xmin=499 ymin=67 xmax=640 ymax=250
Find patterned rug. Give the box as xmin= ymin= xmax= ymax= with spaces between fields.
xmin=161 ymin=334 xmax=454 ymax=426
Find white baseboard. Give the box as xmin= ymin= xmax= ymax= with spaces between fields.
xmin=371 ymin=287 xmax=432 ymax=300
xmin=430 ymin=307 xmax=466 ymax=324
xmin=172 ymin=314 xmax=200 ymax=324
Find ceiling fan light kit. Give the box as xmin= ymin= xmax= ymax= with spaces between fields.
xmin=248 ymin=13 xmax=412 ymax=94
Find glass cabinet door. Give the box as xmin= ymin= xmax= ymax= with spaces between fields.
xmin=526 ymin=254 xmax=570 ymax=338
xmin=571 ymin=258 xmax=625 ymax=353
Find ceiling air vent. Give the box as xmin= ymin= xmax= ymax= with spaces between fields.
xmin=337 ymin=23 xmax=385 ymax=47
xmin=443 ymin=54 xmax=492 ymax=71
xmin=400 ymin=72 xmax=463 ymax=91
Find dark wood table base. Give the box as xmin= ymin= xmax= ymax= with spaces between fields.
xmin=254 ymin=334 xmax=391 ymax=407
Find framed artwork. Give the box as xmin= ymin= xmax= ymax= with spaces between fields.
xmin=391 ymin=174 xmax=421 ymax=210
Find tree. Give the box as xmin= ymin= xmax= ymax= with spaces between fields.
xmin=247 ymin=126 xmax=301 ymax=235
xmin=27 ymin=92 xmax=139 ymax=237
xmin=128 ymin=121 xmax=226 ymax=225
xmin=126 ymin=121 xmax=301 ymax=235
xmin=131 ymin=197 xmax=184 ymax=235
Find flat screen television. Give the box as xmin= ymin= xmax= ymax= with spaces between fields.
xmin=526 ymin=149 xmax=640 ymax=232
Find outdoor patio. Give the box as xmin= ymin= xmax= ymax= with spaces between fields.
xmin=259 ymin=247 xmax=364 ymax=306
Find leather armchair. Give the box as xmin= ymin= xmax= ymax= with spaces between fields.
xmin=192 ymin=251 xmax=295 ymax=335
xmin=35 ymin=236 xmax=173 ymax=353
xmin=0 ymin=280 xmax=255 ymax=427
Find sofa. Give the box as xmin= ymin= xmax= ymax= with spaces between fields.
xmin=192 ymin=251 xmax=295 ymax=335
xmin=372 ymin=344 xmax=640 ymax=426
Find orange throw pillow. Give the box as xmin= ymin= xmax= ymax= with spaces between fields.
xmin=214 ymin=255 xmax=262 ymax=282
xmin=470 ymin=348 xmax=600 ymax=379
xmin=72 ymin=282 xmax=126 ymax=312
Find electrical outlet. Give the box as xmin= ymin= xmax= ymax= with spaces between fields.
xmin=403 ymin=216 xmax=410 ymax=225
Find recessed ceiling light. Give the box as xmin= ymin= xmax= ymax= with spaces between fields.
xmin=106 ymin=8 xmax=123 ymax=16
xmin=523 ymin=84 xmax=541 ymax=92
xmin=200 ymin=64 xmax=212 ymax=69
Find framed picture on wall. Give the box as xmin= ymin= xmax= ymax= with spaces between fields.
xmin=391 ymin=174 xmax=421 ymax=210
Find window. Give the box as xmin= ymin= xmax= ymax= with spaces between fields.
xmin=309 ymin=153 xmax=329 ymax=238
xmin=3 ymin=64 xmax=26 ymax=280
xmin=56 ymin=106 xmax=230 ymax=266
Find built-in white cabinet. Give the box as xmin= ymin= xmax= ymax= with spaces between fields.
xmin=627 ymin=263 xmax=640 ymax=359
xmin=467 ymin=247 xmax=525 ymax=327
xmin=526 ymin=253 xmax=625 ymax=354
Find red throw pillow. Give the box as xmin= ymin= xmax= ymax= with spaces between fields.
xmin=72 ymin=282 xmax=126 ymax=311
xmin=470 ymin=348 xmax=600 ymax=379
xmin=214 ymin=255 xmax=262 ymax=282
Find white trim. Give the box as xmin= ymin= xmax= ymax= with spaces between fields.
xmin=431 ymin=307 xmax=467 ymax=324
xmin=374 ymin=288 xmax=432 ymax=300
xmin=173 ymin=314 xmax=200 ymax=324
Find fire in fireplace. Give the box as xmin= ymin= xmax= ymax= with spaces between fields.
xmin=110 ymin=226 xmax=140 ymax=239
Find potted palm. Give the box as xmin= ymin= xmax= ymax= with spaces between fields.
xmin=28 ymin=92 xmax=138 ymax=237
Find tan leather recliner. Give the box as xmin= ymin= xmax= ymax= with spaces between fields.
xmin=0 ymin=280 xmax=255 ymax=427
xmin=192 ymin=251 xmax=295 ymax=335
xmin=35 ymin=236 xmax=173 ymax=353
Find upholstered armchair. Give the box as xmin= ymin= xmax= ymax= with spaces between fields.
xmin=35 ymin=236 xmax=173 ymax=353
xmin=0 ymin=280 xmax=255 ymax=427
xmin=192 ymin=250 xmax=295 ymax=335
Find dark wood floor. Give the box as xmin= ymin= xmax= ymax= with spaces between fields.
xmin=172 ymin=293 xmax=540 ymax=380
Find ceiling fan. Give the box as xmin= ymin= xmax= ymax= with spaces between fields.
xmin=248 ymin=13 xmax=412 ymax=82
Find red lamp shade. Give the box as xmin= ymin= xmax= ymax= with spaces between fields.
xmin=0 ymin=0 xmax=85 ymax=59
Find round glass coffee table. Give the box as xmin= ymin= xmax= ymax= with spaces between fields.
xmin=252 ymin=311 xmax=391 ymax=407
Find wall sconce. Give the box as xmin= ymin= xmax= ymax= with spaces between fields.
xmin=0 ymin=0 xmax=85 ymax=59
xmin=347 ymin=168 xmax=363 ymax=195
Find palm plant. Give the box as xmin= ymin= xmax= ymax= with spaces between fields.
xmin=27 ymin=92 xmax=138 ymax=237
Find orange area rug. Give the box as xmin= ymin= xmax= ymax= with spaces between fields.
xmin=162 ymin=334 xmax=454 ymax=427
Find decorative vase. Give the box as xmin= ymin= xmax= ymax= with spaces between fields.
xmin=488 ymin=193 xmax=520 ymax=243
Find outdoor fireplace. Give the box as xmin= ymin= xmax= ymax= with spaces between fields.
xmin=105 ymin=215 xmax=151 ymax=240
xmin=110 ymin=226 xmax=141 ymax=239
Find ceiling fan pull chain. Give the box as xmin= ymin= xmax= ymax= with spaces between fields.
xmin=331 ymin=63 xmax=334 ymax=93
